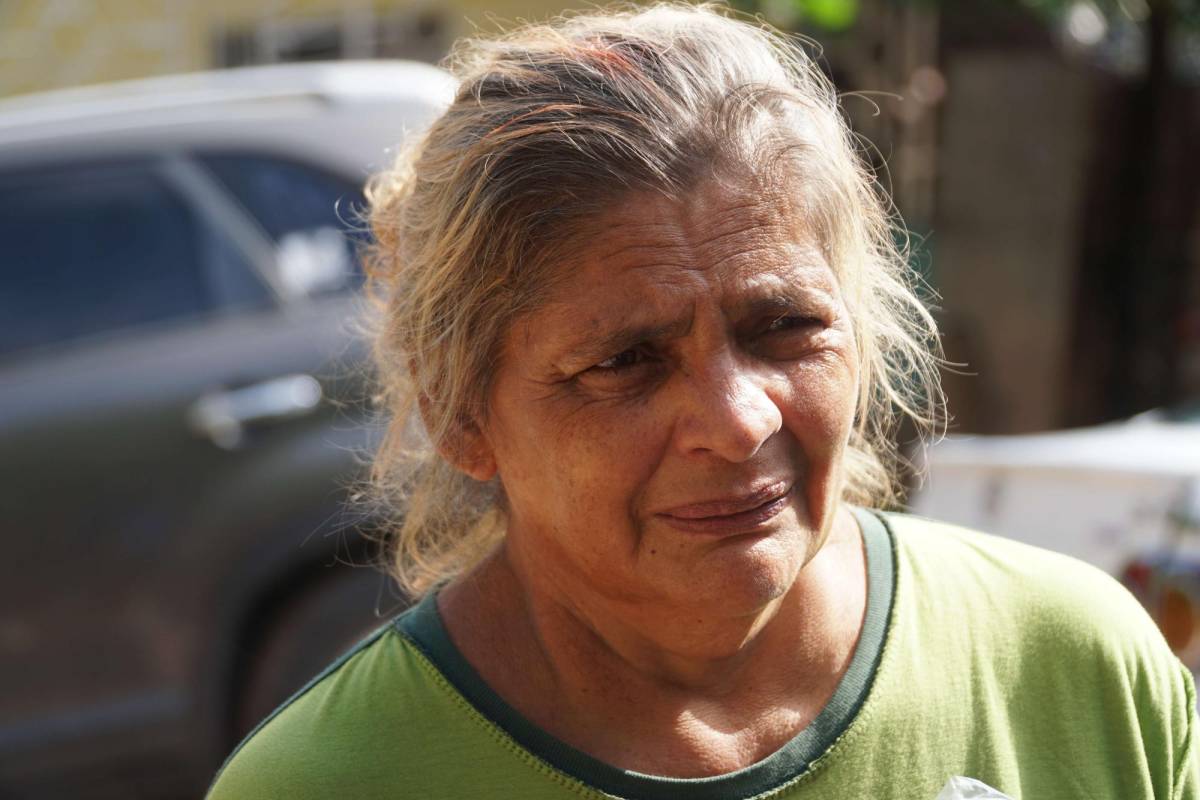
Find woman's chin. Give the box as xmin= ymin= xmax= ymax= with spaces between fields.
xmin=660 ymin=530 xmax=811 ymax=618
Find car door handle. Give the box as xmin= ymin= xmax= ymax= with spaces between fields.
xmin=187 ymin=374 xmax=323 ymax=449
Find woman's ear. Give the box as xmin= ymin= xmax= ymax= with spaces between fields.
xmin=442 ymin=418 xmax=498 ymax=482
xmin=419 ymin=394 xmax=497 ymax=482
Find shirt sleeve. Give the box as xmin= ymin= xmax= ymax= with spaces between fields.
xmin=1174 ymin=664 xmax=1199 ymax=800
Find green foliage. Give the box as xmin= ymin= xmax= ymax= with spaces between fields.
xmin=800 ymin=0 xmax=861 ymax=30
xmin=727 ymin=0 xmax=860 ymax=32
xmin=731 ymin=0 xmax=1198 ymax=32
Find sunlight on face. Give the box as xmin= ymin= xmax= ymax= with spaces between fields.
xmin=477 ymin=173 xmax=860 ymax=618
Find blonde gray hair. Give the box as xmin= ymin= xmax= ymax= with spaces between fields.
xmin=365 ymin=3 xmax=942 ymax=598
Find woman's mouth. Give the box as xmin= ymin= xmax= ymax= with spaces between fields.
xmin=656 ymin=482 xmax=794 ymax=535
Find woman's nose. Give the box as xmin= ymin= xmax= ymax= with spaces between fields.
xmin=673 ymin=356 xmax=783 ymax=463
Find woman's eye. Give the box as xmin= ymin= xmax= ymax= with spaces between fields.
xmin=593 ymin=348 xmax=645 ymax=371
xmin=765 ymin=315 xmax=820 ymax=333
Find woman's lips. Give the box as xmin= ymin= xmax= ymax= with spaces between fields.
xmin=656 ymin=482 xmax=794 ymax=535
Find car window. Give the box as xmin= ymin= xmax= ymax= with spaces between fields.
xmin=0 ymin=161 xmax=271 ymax=360
xmin=199 ymin=154 xmax=367 ymax=297
xmin=0 ymin=160 xmax=270 ymax=360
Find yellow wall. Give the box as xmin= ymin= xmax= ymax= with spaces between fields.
xmin=0 ymin=0 xmax=568 ymax=98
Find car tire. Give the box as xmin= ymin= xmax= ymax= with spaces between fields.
xmin=233 ymin=565 xmax=408 ymax=739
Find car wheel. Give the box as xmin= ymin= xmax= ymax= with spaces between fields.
xmin=233 ymin=565 xmax=408 ymax=739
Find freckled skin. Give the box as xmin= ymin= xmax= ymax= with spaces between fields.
xmin=484 ymin=176 xmax=857 ymax=620
xmin=439 ymin=172 xmax=867 ymax=777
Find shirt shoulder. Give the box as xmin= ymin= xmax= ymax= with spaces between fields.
xmin=879 ymin=512 xmax=1198 ymax=799
xmin=884 ymin=511 xmax=1161 ymax=647
xmin=207 ymin=617 xmax=523 ymax=799
xmin=206 ymin=616 xmax=593 ymax=800
xmin=205 ymin=622 xmax=421 ymax=798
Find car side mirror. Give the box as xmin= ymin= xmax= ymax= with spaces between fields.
xmin=276 ymin=227 xmax=354 ymax=298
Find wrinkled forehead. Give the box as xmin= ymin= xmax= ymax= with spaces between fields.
xmin=503 ymin=172 xmax=845 ymax=352
xmin=538 ymin=163 xmax=842 ymax=299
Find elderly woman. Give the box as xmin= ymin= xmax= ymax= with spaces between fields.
xmin=208 ymin=5 xmax=1197 ymax=799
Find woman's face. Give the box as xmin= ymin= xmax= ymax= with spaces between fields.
xmin=470 ymin=174 xmax=860 ymax=619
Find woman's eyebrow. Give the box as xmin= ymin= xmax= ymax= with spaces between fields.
xmin=729 ymin=289 xmax=830 ymax=320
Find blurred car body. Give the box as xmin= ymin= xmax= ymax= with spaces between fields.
xmin=909 ymin=405 xmax=1200 ymax=668
xmin=0 ymin=62 xmax=453 ymax=798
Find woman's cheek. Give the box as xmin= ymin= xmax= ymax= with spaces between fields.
xmin=780 ymin=368 xmax=853 ymax=444
xmin=568 ymin=410 xmax=664 ymax=502
xmin=781 ymin=363 xmax=856 ymax=520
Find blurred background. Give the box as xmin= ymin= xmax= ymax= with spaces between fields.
xmin=0 ymin=0 xmax=1197 ymax=797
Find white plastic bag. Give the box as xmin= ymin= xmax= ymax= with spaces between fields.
xmin=934 ymin=776 xmax=1013 ymax=799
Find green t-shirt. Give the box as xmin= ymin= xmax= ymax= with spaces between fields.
xmin=208 ymin=510 xmax=1199 ymax=799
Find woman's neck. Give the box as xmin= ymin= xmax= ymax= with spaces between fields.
xmin=436 ymin=507 xmax=867 ymax=776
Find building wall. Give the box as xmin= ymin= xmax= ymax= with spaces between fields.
xmin=932 ymin=51 xmax=1094 ymax=433
xmin=0 ymin=0 xmax=565 ymax=99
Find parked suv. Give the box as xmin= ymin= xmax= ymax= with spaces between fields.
xmin=0 ymin=61 xmax=453 ymax=798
